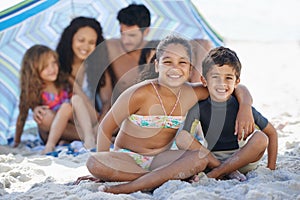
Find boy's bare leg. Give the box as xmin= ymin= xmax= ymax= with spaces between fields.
xmin=207 ymin=131 xmax=268 ymax=179
xmin=100 ymin=150 xmax=209 ymax=194
xmin=176 ymin=130 xmax=246 ymax=181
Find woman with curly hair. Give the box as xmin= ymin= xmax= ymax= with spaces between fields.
xmin=14 ymin=45 xmax=96 ymax=154
xmin=33 ymin=17 xmax=114 ymax=145
xmin=56 ymin=16 xmax=114 ymax=119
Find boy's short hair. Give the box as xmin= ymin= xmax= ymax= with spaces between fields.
xmin=202 ymin=46 xmax=242 ymax=79
xmin=117 ymin=4 xmax=151 ymax=30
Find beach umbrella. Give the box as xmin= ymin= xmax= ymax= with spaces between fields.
xmin=0 ymin=0 xmax=223 ymax=144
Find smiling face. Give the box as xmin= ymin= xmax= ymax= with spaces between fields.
xmin=39 ymin=53 xmax=59 ymax=84
xmin=72 ymin=26 xmax=97 ymax=62
xmin=120 ymin=24 xmax=147 ymax=52
xmin=201 ymin=64 xmax=240 ymax=102
xmin=155 ymin=43 xmax=192 ymax=88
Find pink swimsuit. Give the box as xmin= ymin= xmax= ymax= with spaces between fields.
xmin=41 ymin=90 xmax=70 ymax=111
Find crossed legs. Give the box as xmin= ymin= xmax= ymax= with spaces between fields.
xmin=207 ymin=131 xmax=268 ymax=179
xmin=84 ymin=131 xmax=268 ymax=194
xmin=86 ymin=150 xmax=209 ymax=194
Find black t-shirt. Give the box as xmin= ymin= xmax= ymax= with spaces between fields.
xmin=183 ymin=96 xmax=268 ymax=151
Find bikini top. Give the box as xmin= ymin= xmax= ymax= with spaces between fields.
xmin=128 ymin=81 xmax=185 ymax=129
xmin=129 ymin=114 xmax=185 ymax=129
xmin=41 ymin=89 xmax=71 ymax=111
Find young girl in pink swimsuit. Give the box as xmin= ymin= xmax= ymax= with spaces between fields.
xmin=14 ymin=45 xmax=96 ymax=154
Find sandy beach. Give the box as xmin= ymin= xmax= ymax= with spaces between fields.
xmin=1 ymin=0 xmax=300 ymax=199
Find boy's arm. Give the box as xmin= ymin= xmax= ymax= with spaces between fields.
xmin=234 ymin=84 xmax=255 ymax=140
xmin=262 ymin=122 xmax=278 ymax=170
xmin=176 ymin=102 xmax=203 ymax=151
xmin=176 ymin=129 xmax=221 ymax=168
xmin=176 ymin=130 xmax=213 ymax=157
xmin=176 ymin=130 xmax=203 ymax=150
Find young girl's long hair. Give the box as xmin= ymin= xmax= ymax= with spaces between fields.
xmin=137 ymin=40 xmax=160 ymax=82
xmin=18 ymin=45 xmax=68 ymax=123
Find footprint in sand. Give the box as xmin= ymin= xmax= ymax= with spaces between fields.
xmin=0 ymin=164 xmax=12 ymax=173
xmin=285 ymin=141 xmax=299 ymax=150
xmin=19 ymin=174 xmax=32 ymax=182
xmin=28 ymin=157 xmax=52 ymax=166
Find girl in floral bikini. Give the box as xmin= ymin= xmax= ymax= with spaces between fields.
xmin=77 ymin=35 xmax=255 ymax=194
xmin=14 ymin=45 xmax=96 ymax=154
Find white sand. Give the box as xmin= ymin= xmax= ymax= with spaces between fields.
xmin=1 ymin=1 xmax=300 ymax=199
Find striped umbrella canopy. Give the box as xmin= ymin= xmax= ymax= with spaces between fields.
xmin=0 ymin=0 xmax=223 ymax=144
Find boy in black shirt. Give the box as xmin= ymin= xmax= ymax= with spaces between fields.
xmin=176 ymin=46 xmax=278 ymax=180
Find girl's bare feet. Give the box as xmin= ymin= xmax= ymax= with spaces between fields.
xmin=189 ymin=172 xmax=207 ymax=183
xmin=226 ymin=170 xmax=247 ymax=181
xmin=74 ymin=175 xmax=104 ymax=185
xmin=98 ymin=184 xmax=107 ymax=192
xmin=41 ymin=145 xmax=55 ymax=155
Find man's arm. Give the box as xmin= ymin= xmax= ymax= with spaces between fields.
xmin=98 ymin=71 xmax=113 ymax=122
xmin=234 ymin=84 xmax=255 ymax=140
xmin=189 ymin=39 xmax=212 ymax=83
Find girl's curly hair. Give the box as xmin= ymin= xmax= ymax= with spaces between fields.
xmin=18 ymin=45 xmax=69 ymax=127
